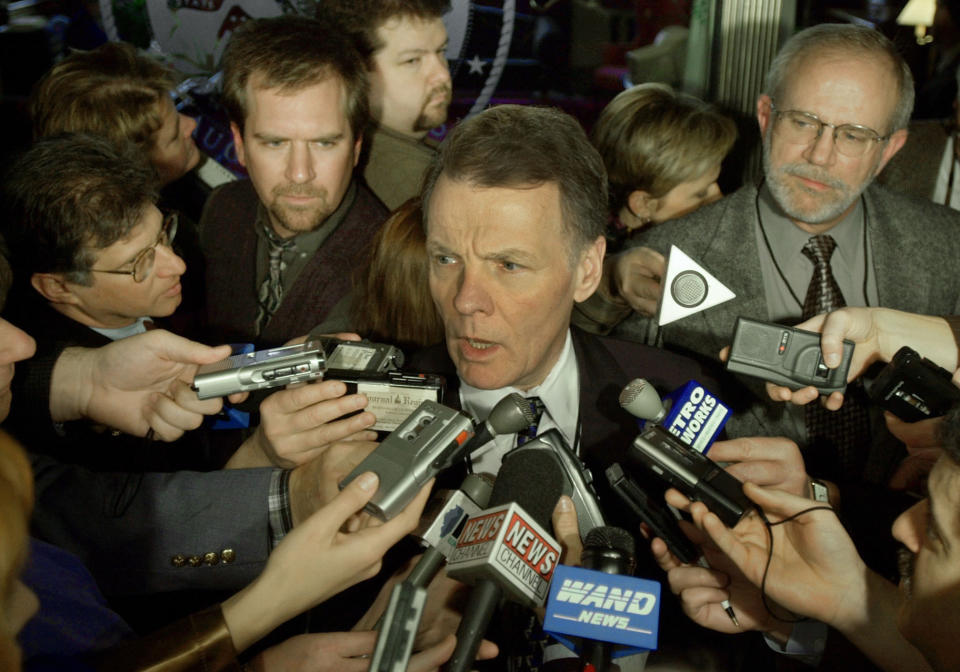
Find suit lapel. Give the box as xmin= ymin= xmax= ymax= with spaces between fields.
xmin=668 ymin=186 xmax=767 ymax=358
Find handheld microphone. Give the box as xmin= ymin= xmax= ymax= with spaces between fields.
xmin=506 ymin=429 xmax=606 ymax=537
xmin=579 ymin=527 xmax=637 ymax=672
xmin=339 ymin=400 xmax=475 ymax=520
xmin=407 ymin=472 xmax=495 ymax=589
xmin=543 ymin=529 xmax=661 ymax=664
xmin=462 ymin=392 xmax=539 ymax=453
xmin=620 ymin=378 xmax=729 ymax=455
xmin=444 ymin=450 xmax=566 ymax=672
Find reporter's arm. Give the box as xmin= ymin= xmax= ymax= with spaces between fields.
xmin=30 ymin=453 xmax=272 ymax=595
xmin=48 ymin=330 xmax=233 ymax=439
xmin=221 ymin=472 xmax=433 ymax=652
xmin=692 ymin=484 xmax=931 ymax=672
xmin=762 ymin=309 xmax=957 ymax=409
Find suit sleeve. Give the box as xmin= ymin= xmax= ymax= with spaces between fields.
xmin=30 ymin=453 xmax=274 ymax=596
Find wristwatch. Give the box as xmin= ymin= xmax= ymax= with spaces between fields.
xmin=808 ymin=478 xmax=830 ymax=503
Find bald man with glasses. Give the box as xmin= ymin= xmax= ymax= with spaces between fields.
xmin=591 ymin=23 xmax=960 ymax=486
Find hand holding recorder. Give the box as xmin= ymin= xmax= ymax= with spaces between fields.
xmin=754 ymin=308 xmax=959 ymax=410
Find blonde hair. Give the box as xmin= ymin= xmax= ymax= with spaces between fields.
xmin=30 ymin=42 xmax=174 ymax=152
xmin=0 ymin=431 xmax=33 ymax=672
xmin=591 ymin=83 xmax=736 ymax=213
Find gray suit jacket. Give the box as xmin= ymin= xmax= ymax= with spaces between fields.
xmin=30 ymin=454 xmax=274 ymax=596
xmin=877 ymin=119 xmax=952 ymax=203
xmin=614 ymin=182 xmax=960 ymax=479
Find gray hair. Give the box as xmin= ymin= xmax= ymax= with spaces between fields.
xmin=763 ymin=23 xmax=914 ymax=133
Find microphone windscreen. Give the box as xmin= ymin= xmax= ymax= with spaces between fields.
xmin=487 ymin=393 xmax=538 ymax=434
xmin=584 ymin=526 xmax=636 ymax=557
xmin=490 ymin=449 xmax=565 ymax=529
xmin=619 ymin=378 xmax=665 ymax=422
xmin=582 ymin=526 xmax=637 ymax=576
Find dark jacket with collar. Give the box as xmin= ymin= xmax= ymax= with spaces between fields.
xmin=408 ymin=327 xmax=705 ymax=546
xmin=199 ymin=179 xmax=388 ymax=347
xmin=2 ymin=295 xmax=215 ymax=473
xmin=405 ymin=327 xmax=756 ymax=666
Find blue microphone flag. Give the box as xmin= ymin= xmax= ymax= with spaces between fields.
xmin=543 ymin=564 xmax=661 ymax=656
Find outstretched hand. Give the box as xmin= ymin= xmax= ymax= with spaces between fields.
xmin=51 ymin=329 xmax=240 ymax=440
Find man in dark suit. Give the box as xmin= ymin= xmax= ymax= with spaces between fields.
xmin=201 ymin=15 xmax=389 ymax=347
xmin=587 ymin=24 xmax=960 ymax=485
xmin=411 ymin=103 xmax=702 ymax=515
xmin=391 ymin=104 xmax=738 ymax=670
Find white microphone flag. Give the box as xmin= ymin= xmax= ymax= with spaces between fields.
xmin=657 ymin=245 xmax=735 ymax=326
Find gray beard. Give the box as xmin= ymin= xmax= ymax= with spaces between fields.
xmin=761 ymin=130 xmax=876 ymax=225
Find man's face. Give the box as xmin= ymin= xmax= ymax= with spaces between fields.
xmin=0 ymin=319 xmax=35 ymax=423
xmin=231 ymin=75 xmax=361 ymax=239
xmin=370 ymin=16 xmax=452 ymax=138
xmin=148 ymin=97 xmax=201 ymax=186
xmin=756 ymin=53 xmax=907 ymax=234
xmin=426 ymin=177 xmax=604 ymax=391
xmin=892 ymin=455 xmax=960 ymax=670
xmin=53 ymin=204 xmax=186 ymax=328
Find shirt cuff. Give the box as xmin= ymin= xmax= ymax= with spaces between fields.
xmin=763 ymin=619 xmax=828 ymax=666
xmin=267 ymin=469 xmax=292 ymax=549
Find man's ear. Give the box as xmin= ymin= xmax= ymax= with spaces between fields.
xmin=874 ymin=127 xmax=908 ymax=177
xmin=230 ymin=122 xmax=246 ymax=167
xmin=353 ymin=134 xmax=363 ymax=168
xmin=573 ymin=235 xmax=606 ymax=302
xmin=31 ymin=273 xmax=81 ymax=305
xmin=756 ymin=94 xmax=774 ymax=136
xmin=626 ymin=190 xmax=657 ymax=221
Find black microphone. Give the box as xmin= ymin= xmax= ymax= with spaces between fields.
xmin=578 ymin=527 xmax=637 ymax=672
xmin=444 ymin=450 xmax=566 ymax=672
xmin=462 ymin=392 xmax=538 ymax=454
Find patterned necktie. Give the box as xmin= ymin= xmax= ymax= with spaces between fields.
xmin=515 ymin=397 xmax=545 ymax=446
xmin=801 ymin=234 xmax=871 ymax=481
xmin=255 ymin=230 xmax=295 ymax=336
xmin=801 ymin=235 xmax=844 ymax=317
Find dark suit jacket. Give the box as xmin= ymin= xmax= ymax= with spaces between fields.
xmin=408 ymin=327 xmax=705 ymax=553
xmin=199 ymin=179 xmax=388 ymax=346
xmin=615 ymin=182 xmax=960 ymax=481
xmin=3 ymin=297 xmax=214 ymax=472
xmin=405 ymin=328 xmax=769 ymax=666
xmin=877 ymin=119 xmax=952 ymax=204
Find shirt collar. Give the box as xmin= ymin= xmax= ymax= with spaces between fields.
xmin=758 ymin=181 xmax=864 ymax=270
xmin=89 ymin=316 xmax=151 ymax=341
xmin=458 ymin=330 xmax=579 ymax=448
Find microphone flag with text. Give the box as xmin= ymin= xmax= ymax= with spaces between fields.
xmin=620 ymin=378 xmax=729 ymax=455
xmin=444 ymin=449 xmax=566 ymax=672
xmin=544 ymin=528 xmax=660 ymax=662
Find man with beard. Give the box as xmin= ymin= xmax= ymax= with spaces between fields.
xmin=326 ymin=0 xmax=453 ymax=210
xmin=200 ymin=15 xmax=389 ymax=346
xmin=598 ymin=23 xmax=960 ymax=484
xmin=655 ymin=402 xmax=960 ymax=672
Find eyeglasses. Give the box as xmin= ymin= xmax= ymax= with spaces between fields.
xmin=770 ymin=103 xmax=891 ymax=158
xmin=90 ymin=212 xmax=178 ymax=283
